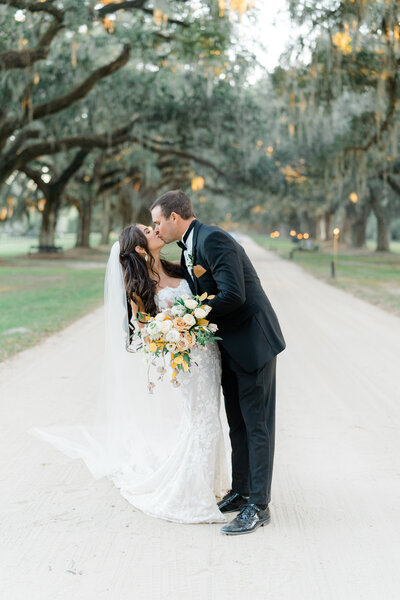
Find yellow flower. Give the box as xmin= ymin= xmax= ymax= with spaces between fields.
xmin=197 ymin=319 xmax=209 ymax=326
xmin=182 ymin=361 xmax=189 ymax=372
xmin=199 ymin=292 xmax=208 ymax=302
xmin=148 ymin=342 xmax=157 ymax=352
xmin=171 ymin=355 xmax=184 ymax=368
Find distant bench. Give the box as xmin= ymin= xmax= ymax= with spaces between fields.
xmin=29 ymin=244 xmax=64 ymax=254
xmin=290 ymin=241 xmax=319 ymax=259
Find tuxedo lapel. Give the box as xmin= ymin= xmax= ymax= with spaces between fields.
xmin=180 ymin=248 xmax=196 ymax=294
xmin=190 ymin=220 xmax=202 ymax=295
xmin=191 ymin=220 xmax=201 ymax=267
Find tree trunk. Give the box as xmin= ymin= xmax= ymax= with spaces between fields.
xmin=350 ymin=218 xmax=368 ymax=247
xmin=375 ymin=212 xmax=391 ymax=251
xmin=75 ymin=206 xmax=83 ymax=247
xmin=299 ymin=210 xmax=316 ymax=238
xmin=315 ymin=216 xmax=325 ymax=241
xmin=118 ymin=185 xmax=133 ymax=228
xmin=76 ymin=154 xmax=104 ymax=248
xmin=100 ymin=195 xmax=112 ymax=244
xmin=76 ymin=197 xmax=93 ymax=247
xmin=24 ymin=150 xmax=90 ymax=250
xmin=323 ymin=211 xmax=333 ymax=241
xmin=370 ymin=182 xmax=391 ymax=252
xmin=350 ymin=203 xmax=370 ymax=248
xmin=39 ymin=191 xmax=58 ymax=246
xmin=342 ymin=200 xmax=371 ymax=248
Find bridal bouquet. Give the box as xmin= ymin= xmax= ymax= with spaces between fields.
xmin=133 ymin=292 xmax=221 ymax=388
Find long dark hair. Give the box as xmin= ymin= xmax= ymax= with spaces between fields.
xmin=119 ymin=224 xmax=183 ymax=317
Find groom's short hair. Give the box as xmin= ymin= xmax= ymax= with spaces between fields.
xmin=151 ymin=190 xmax=195 ymax=220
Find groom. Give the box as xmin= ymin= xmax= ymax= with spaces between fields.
xmin=151 ymin=190 xmax=286 ymax=535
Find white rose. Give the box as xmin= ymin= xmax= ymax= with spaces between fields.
xmin=183 ymin=313 xmax=196 ymax=327
xmin=208 ymin=323 xmax=218 ymax=333
xmin=147 ymin=320 xmax=162 ymax=340
xmin=166 ymin=329 xmax=181 ymax=343
xmin=181 ymin=294 xmax=191 ymax=300
xmin=203 ymin=305 xmax=212 ymax=315
xmin=194 ymin=308 xmax=207 ymax=319
xmin=166 ymin=342 xmax=176 ymax=352
xmin=160 ymin=320 xmax=172 ymax=334
xmin=171 ymin=304 xmax=186 ymax=317
xmin=155 ymin=312 xmax=166 ymax=321
xmin=184 ymin=298 xmax=198 ymax=310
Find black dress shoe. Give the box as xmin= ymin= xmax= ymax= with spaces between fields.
xmin=217 ymin=491 xmax=249 ymax=514
xmin=221 ymin=504 xmax=271 ymax=535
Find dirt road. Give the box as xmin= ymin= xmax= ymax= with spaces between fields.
xmin=1 ymin=237 xmax=399 ymax=600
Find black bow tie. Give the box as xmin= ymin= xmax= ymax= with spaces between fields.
xmin=177 ymin=220 xmax=197 ymax=252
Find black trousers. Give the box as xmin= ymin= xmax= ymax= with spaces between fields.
xmin=221 ymin=350 xmax=276 ymax=506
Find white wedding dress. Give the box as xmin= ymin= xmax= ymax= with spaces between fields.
xmin=29 ymin=244 xmax=229 ymax=524
xmin=111 ymin=279 xmax=228 ymax=523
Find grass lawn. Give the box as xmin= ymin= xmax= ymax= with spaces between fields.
xmin=0 ymin=258 xmax=106 ymax=362
xmin=0 ymin=232 xmax=102 ymax=257
xmin=253 ymin=235 xmax=400 ymax=318
xmin=0 ymin=240 xmax=181 ymax=362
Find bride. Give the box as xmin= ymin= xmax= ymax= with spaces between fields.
xmin=29 ymin=223 xmax=229 ymax=524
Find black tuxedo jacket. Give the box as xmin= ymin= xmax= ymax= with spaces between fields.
xmin=180 ymin=220 xmax=286 ymax=373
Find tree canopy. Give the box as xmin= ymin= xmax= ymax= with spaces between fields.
xmin=1 ymin=0 xmax=400 ymax=251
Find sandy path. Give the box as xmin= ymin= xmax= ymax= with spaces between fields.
xmin=1 ymin=237 xmax=399 ymax=600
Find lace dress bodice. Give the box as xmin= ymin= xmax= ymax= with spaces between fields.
xmin=154 ymin=278 xmax=192 ymax=311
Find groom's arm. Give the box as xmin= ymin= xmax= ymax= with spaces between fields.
xmin=202 ymin=231 xmax=246 ymax=318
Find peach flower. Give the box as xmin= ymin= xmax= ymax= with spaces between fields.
xmin=173 ymin=317 xmax=191 ymax=331
xmin=183 ymin=331 xmax=196 ymax=349
xmin=176 ymin=337 xmax=190 ymax=352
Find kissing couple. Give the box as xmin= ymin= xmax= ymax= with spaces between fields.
xmin=30 ymin=189 xmax=285 ymax=536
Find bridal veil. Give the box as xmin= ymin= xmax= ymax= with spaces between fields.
xmin=29 ymin=241 xmax=183 ymax=482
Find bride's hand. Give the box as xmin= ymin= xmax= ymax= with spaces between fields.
xmin=130 ymin=296 xmax=147 ymax=329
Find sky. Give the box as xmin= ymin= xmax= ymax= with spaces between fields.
xmin=237 ymin=0 xmax=293 ymax=73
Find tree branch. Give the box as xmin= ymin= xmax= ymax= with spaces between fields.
xmin=0 ymin=0 xmax=63 ymax=21
xmin=33 ymin=44 xmax=131 ymax=120
xmin=0 ymin=122 xmax=136 ymax=183
xmin=55 ymin=149 xmax=90 ymax=188
xmin=0 ymin=45 xmax=132 ymax=147
xmin=20 ymin=164 xmax=48 ymax=195
xmin=142 ymin=141 xmax=227 ymax=178
xmin=21 ymin=149 xmax=90 ymax=203
xmin=1 ymin=127 xmax=41 ymax=161
xmin=95 ymin=1 xmax=190 ymax=27
xmin=0 ymin=18 xmax=63 ymax=70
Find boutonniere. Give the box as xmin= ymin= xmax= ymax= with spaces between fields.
xmin=186 ymin=253 xmax=194 ymax=270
